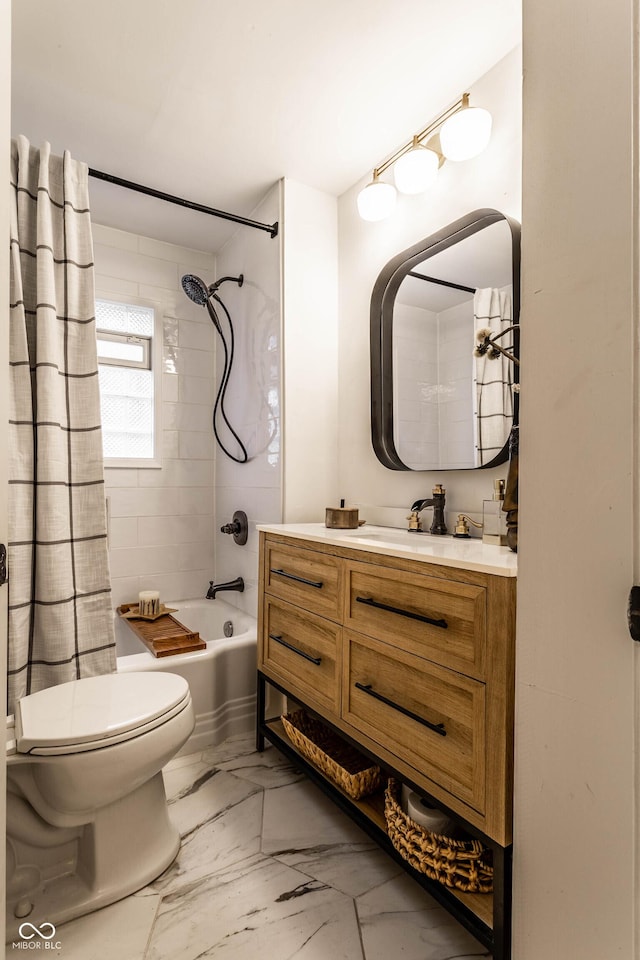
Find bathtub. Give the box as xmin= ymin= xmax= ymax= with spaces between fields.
xmin=115 ymin=598 xmax=257 ymax=756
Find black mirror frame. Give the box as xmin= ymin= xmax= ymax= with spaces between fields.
xmin=370 ymin=208 xmax=521 ymax=471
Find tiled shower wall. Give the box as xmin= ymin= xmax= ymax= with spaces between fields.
xmin=212 ymin=185 xmax=283 ymax=618
xmin=92 ymin=223 xmax=218 ymax=611
xmin=393 ymin=299 xmax=475 ymax=469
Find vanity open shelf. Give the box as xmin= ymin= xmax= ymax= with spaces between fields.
xmin=256 ymin=525 xmax=516 ymax=960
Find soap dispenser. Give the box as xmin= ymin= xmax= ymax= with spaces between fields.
xmin=482 ymin=479 xmax=508 ymax=546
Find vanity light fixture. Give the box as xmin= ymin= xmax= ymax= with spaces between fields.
xmin=357 ymin=93 xmax=492 ymax=221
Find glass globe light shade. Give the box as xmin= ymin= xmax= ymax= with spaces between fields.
xmin=357 ymin=178 xmax=397 ymax=221
xmin=439 ymin=107 xmax=492 ymax=161
xmin=393 ymin=145 xmax=439 ymax=195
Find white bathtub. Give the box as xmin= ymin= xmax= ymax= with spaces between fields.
xmin=115 ymin=598 xmax=257 ymax=756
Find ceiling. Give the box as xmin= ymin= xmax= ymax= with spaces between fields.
xmin=11 ymin=0 xmax=521 ymax=254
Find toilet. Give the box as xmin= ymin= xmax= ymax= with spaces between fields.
xmin=5 ymin=671 xmax=194 ymax=941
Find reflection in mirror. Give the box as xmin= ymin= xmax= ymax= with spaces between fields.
xmin=371 ymin=209 xmax=520 ymax=471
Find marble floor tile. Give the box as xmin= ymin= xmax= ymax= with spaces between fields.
xmin=154 ymin=771 xmax=264 ymax=895
xmin=146 ymin=853 xmax=365 ymax=960
xmin=211 ymin=744 xmax=304 ymax=790
xmin=262 ymin=778 xmax=371 ymax=855
xmin=162 ymin=757 xmax=213 ymax=802
xmin=164 ymin=750 xmax=204 ymax=772
xmin=275 ymin=841 xmax=402 ymax=898
xmin=165 ymin=764 xmax=261 ymax=838
xmin=23 ymin=894 xmax=161 ymax=960
xmin=356 ymin=873 xmax=490 ymax=960
xmin=200 ymin=732 xmax=257 ymax=766
xmin=14 ymin=736 xmax=497 ymax=960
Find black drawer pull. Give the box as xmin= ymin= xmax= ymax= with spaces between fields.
xmin=355 ymin=595 xmax=447 ymax=629
xmin=271 ymin=568 xmax=324 ymax=589
xmin=270 ymin=633 xmax=322 ymax=665
xmin=354 ymin=682 xmax=447 ymax=737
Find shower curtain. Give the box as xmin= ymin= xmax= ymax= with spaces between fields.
xmin=473 ymin=287 xmax=514 ymax=466
xmin=8 ymin=136 xmax=115 ymax=716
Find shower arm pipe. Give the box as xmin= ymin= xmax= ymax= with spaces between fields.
xmin=88 ymin=168 xmax=279 ymax=239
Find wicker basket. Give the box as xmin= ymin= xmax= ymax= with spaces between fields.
xmin=384 ymin=779 xmax=493 ymax=893
xmin=281 ymin=711 xmax=382 ymax=800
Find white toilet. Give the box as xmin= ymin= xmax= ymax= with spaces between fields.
xmin=5 ymin=671 xmax=195 ymax=941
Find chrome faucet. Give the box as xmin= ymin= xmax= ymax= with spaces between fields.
xmin=407 ymin=484 xmax=447 ymax=535
xmin=206 ymin=576 xmax=245 ymax=599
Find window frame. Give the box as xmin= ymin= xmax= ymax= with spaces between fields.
xmin=96 ymin=330 xmax=152 ymax=370
xmin=95 ymin=293 xmax=163 ymax=470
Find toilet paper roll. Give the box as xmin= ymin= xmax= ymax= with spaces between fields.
xmin=405 ymin=791 xmax=452 ymax=835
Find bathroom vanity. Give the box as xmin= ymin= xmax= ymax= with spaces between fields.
xmin=256 ymin=523 xmax=516 ymax=960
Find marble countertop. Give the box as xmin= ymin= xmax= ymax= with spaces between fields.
xmin=256 ymin=522 xmax=517 ymax=578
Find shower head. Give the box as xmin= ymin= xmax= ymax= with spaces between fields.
xmin=181 ymin=274 xmax=210 ymax=306
xmin=181 ymin=273 xmax=245 ymax=306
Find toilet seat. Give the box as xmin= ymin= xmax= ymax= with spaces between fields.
xmin=16 ymin=672 xmax=191 ymax=756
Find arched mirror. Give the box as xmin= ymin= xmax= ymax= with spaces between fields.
xmin=370 ymin=208 xmax=520 ymax=471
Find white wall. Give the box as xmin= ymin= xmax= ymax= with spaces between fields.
xmin=0 ymin=0 xmax=10 ymax=943
xmin=214 ymin=185 xmax=283 ymax=617
xmin=93 ymin=225 xmax=218 ymax=608
xmin=337 ymin=46 xmax=521 ymax=526
xmin=514 ymin=1 xmax=636 ymax=956
xmin=282 ymin=178 xmax=340 ymax=520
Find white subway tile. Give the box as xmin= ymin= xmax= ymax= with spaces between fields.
xmin=137 ymin=459 xmax=214 ymax=488
xmin=109 ymin=545 xmax=178 ymax=579
xmin=162 ymin=373 xmax=179 ymax=403
xmin=179 ymin=319 xmax=215 ymax=352
xmin=104 ymin=468 xmax=139 ymax=489
xmin=95 ymin=276 xmax=139 ymax=299
xmin=179 ymin=430 xmax=214 ymax=461
xmin=109 ymin=576 xmax=141 ymax=608
xmin=109 ymin=487 xmax=184 ymax=518
xmin=163 ymin=317 xmax=179 ymax=346
xmin=92 ymin=224 xmax=139 ymax=252
xmin=162 ymin=403 xmax=179 ymax=430
xmin=182 ymin=347 xmax=215 ymax=379
xmin=138 ymin=235 xmax=207 ymax=265
xmin=177 ymin=541 xmax=215 ymax=573
xmin=109 ymin=517 xmax=139 ymax=549
xmin=179 ymin=375 xmax=215 ymax=406
xmin=163 ymin=430 xmax=180 ymax=458
xmin=179 ymin=487 xmax=215 ymax=516
xmin=174 ymin=403 xmax=212 ymax=433
xmin=177 ymin=249 xmax=216 ymax=275
xmin=138 ymin=514 xmax=215 ymax=547
xmin=140 ymin=570 xmax=207 ymax=603
xmin=163 ymin=345 xmax=179 ymax=374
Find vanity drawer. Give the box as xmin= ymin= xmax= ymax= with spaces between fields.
xmin=343 ymin=630 xmax=485 ymax=812
xmin=344 ymin=560 xmax=486 ymax=678
xmin=264 ymin=540 xmax=343 ymax=622
xmin=262 ymin=597 xmax=341 ymax=713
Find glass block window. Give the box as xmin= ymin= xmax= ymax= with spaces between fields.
xmin=96 ymin=299 xmax=157 ymax=462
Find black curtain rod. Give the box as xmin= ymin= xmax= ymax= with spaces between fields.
xmin=408 ymin=270 xmax=475 ymax=294
xmin=88 ymin=168 xmax=279 ymax=239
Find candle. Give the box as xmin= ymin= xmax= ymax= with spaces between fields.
xmin=139 ymin=590 xmax=160 ymax=617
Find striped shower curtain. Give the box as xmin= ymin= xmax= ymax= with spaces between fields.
xmin=8 ymin=136 xmax=115 ymax=716
xmin=473 ymin=287 xmax=514 ymax=466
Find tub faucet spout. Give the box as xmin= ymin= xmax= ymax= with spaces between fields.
xmin=206 ymin=576 xmax=245 ymax=599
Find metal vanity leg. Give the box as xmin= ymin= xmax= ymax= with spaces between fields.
xmin=256 ymin=671 xmax=266 ymax=752
xmin=492 ymin=844 xmax=513 ymax=960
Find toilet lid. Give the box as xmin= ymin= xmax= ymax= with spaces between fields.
xmin=16 ymin=672 xmax=190 ymax=754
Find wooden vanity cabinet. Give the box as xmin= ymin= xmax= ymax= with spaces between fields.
xmin=257 ymin=530 xmax=516 ymax=960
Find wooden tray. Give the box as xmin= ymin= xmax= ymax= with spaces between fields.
xmin=117 ymin=603 xmax=206 ymax=658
